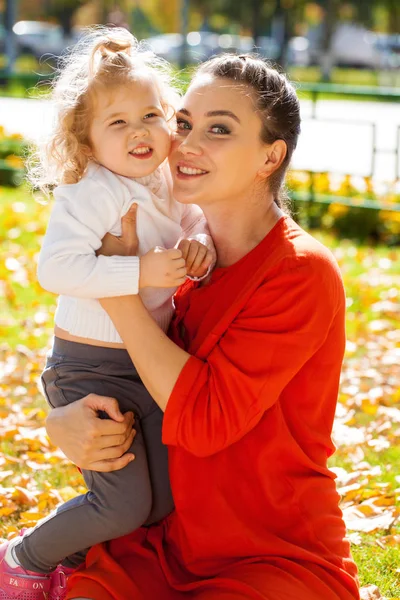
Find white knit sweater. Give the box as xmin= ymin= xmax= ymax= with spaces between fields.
xmin=38 ymin=162 xmax=212 ymax=343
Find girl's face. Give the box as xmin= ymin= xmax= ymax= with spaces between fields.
xmin=169 ymin=75 xmax=270 ymax=208
xmin=89 ymin=76 xmax=171 ymax=178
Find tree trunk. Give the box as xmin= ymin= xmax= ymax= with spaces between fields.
xmin=252 ymin=0 xmax=262 ymax=48
xmin=320 ymin=0 xmax=337 ymax=82
xmin=274 ymin=0 xmax=292 ymax=68
xmin=5 ymin=0 xmax=18 ymax=74
xmin=386 ymin=0 xmax=400 ymax=34
xmin=355 ymin=0 xmax=373 ymax=29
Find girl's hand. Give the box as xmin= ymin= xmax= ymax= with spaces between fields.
xmin=45 ymin=394 xmax=136 ymax=472
xmin=96 ymin=204 xmax=139 ymax=257
xmin=139 ymin=247 xmax=187 ymax=288
xmin=178 ymin=238 xmax=214 ymax=279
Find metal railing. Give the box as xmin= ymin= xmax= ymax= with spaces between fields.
xmin=298 ymin=82 xmax=400 ymax=117
xmin=291 ymin=83 xmax=400 ymax=220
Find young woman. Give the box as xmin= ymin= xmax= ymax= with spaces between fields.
xmin=46 ymin=54 xmax=360 ymax=600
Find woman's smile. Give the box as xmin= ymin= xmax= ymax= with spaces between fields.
xmin=176 ymin=161 xmax=209 ymax=178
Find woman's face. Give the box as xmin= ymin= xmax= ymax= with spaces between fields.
xmin=169 ymin=75 xmax=269 ymax=208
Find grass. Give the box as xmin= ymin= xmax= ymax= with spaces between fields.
xmin=353 ymin=540 xmax=400 ymax=597
xmin=0 ymin=185 xmax=400 ymax=596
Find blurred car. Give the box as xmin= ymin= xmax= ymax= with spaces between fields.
xmin=306 ymin=23 xmax=384 ymax=69
xmin=331 ymin=24 xmax=382 ymax=69
xmin=373 ymin=33 xmax=400 ymax=69
xmin=146 ymin=31 xmax=219 ymax=64
xmin=186 ymin=31 xmax=219 ymax=62
xmin=287 ymin=36 xmax=311 ymax=66
xmin=145 ymin=32 xmax=280 ymax=64
xmin=12 ymin=21 xmax=66 ymax=60
xmin=218 ymin=34 xmax=280 ymax=61
xmin=254 ymin=36 xmax=280 ymax=61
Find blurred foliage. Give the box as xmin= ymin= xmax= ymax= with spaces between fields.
xmin=287 ymin=171 xmax=400 ymax=244
xmin=0 ymin=128 xmax=27 ymax=187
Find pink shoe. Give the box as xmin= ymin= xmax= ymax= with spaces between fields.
xmin=0 ymin=539 xmax=51 ymax=599
xmin=48 ymin=566 xmax=75 ymax=600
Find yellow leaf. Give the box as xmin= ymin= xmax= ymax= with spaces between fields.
xmin=12 ymin=486 xmax=38 ymax=507
xmin=19 ymin=510 xmax=46 ymax=523
xmin=0 ymin=505 xmax=18 ymax=517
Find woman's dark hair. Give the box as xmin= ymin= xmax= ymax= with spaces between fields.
xmin=193 ymin=54 xmax=301 ymax=212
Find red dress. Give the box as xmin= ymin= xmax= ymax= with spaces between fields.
xmin=68 ymin=216 xmax=360 ymax=600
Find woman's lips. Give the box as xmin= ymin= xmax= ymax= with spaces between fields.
xmin=176 ymin=164 xmax=208 ymax=179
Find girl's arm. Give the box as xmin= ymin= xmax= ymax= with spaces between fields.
xmin=38 ymin=177 xmax=140 ymax=298
xmin=38 ymin=183 xmax=186 ymax=297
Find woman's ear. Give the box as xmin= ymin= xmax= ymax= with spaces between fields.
xmin=258 ymin=140 xmax=287 ymax=178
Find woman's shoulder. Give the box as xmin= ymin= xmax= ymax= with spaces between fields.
xmin=248 ymin=216 xmax=345 ymax=311
xmin=273 ymin=216 xmax=342 ymax=279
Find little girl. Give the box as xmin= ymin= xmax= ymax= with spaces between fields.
xmin=0 ymin=27 xmax=214 ymax=600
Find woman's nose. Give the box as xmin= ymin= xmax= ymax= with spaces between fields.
xmin=177 ymin=133 xmax=202 ymax=156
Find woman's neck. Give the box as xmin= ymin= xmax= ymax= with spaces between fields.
xmin=203 ymin=198 xmax=284 ymax=268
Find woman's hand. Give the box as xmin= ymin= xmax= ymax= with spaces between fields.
xmin=96 ymin=204 xmax=139 ymax=257
xmin=46 ymin=394 xmax=136 ymax=472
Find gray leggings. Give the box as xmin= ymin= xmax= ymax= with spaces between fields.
xmin=14 ymin=337 xmax=173 ymax=574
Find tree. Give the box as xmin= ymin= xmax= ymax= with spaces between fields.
xmin=315 ymin=0 xmax=340 ymax=81
xmin=47 ymin=0 xmax=84 ymax=35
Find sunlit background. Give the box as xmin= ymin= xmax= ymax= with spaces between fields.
xmin=0 ymin=2 xmax=400 ymax=598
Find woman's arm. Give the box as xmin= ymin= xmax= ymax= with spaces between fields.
xmin=103 ymin=259 xmax=344 ymax=457
xmin=101 ymin=294 xmax=191 ymax=411
xmin=98 ymin=205 xmax=204 ymax=409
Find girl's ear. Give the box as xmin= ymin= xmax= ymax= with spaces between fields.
xmin=82 ymin=144 xmax=93 ymax=157
xmin=258 ymin=140 xmax=287 ymax=178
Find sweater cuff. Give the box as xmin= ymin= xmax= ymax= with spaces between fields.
xmin=162 ymin=355 xmax=204 ymax=446
xmin=186 ymin=263 xmax=213 ymax=282
xmin=106 ymin=255 xmax=140 ymax=295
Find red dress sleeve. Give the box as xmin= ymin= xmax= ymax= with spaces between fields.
xmin=163 ymin=255 xmax=344 ymax=457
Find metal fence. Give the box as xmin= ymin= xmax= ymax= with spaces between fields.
xmin=289 ymin=82 xmax=400 ymax=222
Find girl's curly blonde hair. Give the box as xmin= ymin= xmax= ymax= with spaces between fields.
xmin=29 ymin=26 xmax=179 ymax=192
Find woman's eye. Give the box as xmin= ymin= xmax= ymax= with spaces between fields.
xmin=176 ymin=119 xmax=191 ymax=132
xmin=111 ymin=119 xmax=125 ymax=126
xmin=210 ymin=125 xmax=230 ymax=135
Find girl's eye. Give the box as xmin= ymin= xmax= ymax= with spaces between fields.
xmin=111 ymin=119 xmax=125 ymax=126
xmin=210 ymin=125 xmax=230 ymax=135
xmin=144 ymin=113 xmax=158 ymax=119
xmin=176 ymin=118 xmax=191 ymax=132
